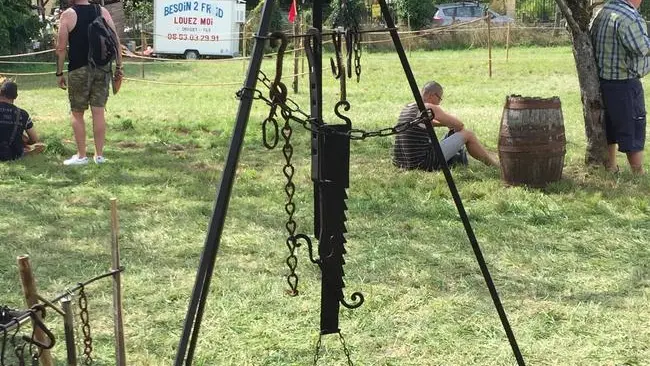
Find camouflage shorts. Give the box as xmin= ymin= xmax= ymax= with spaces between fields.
xmin=67 ymin=66 xmax=110 ymax=112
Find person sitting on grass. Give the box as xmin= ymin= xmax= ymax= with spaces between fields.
xmin=0 ymin=79 xmax=44 ymax=161
xmin=393 ymin=80 xmax=499 ymax=171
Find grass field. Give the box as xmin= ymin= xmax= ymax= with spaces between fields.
xmin=1 ymin=46 xmax=650 ymax=366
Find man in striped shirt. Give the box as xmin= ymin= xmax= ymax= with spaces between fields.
xmin=590 ymin=0 xmax=650 ymax=174
xmin=393 ymin=81 xmax=498 ymax=171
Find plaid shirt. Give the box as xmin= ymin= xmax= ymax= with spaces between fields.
xmin=590 ymin=0 xmax=650 ymax=80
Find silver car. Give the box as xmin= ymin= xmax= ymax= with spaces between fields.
xmin=432 ymin=2 xmax=514 ymax=26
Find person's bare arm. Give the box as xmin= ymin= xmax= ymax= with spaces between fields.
xmin=25 ymin=128 xmax=39 ymax=144
xmin=101 ymin=8 xmax=123 ymax=70
xmin=426 ymin=103 xmax=464 ymax=131
xmin=56 ymin=9 xmax=74 ymax=89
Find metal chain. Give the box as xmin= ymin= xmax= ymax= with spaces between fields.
xmin=281 ymin=106 xmax=301 ymax=296
xmin=78 ymin=286 xmax=93 ymax=365
xmin=13 ymin=342 xmax=26 ymax=366
xmin=312 ymin=334 xmax=322 ymax=365
xmin=353 ymin=29 xmax=362 ymax=82
xmin=338 ymin=332 xmax=354 ymax=366
xmin=239 ymin=70 xmax=432 ymax=141
xmin=312 ymin=332 xmax=354 ymax=366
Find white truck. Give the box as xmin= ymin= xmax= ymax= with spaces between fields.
xmin=153 ymin=0 xmax=246 ymax=59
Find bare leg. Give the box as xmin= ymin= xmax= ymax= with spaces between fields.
xmin=90 ymin=106 xmax=106 ymax=157
xmin=627 ymin=151 xmax=644 ymax=174
xmin=71 ymin=111 xmax=87 ymax=157
xmin=607 ymin=144 xmax=618 ymax=171
xmin=458 ymin=129 xmax=499 ymax=167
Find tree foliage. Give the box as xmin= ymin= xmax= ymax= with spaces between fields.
xmin=0 ymin=0 xmax=42 ymax=55
xmin=395 ymin=0 xmax=435 ymax=30
xmin=327 ymin=0 xmax=365 ymax=28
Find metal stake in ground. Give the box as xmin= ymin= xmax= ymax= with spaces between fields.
xmin=376 ymin=0 xmax=525 ymax=364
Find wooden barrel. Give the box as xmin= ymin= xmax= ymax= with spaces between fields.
xmin=498 ymin=95 xmax=566 ymax=188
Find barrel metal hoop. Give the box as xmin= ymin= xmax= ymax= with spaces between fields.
xmin=506 ymin=96 xmax=561 ymax=110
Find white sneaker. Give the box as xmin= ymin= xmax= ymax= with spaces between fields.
xmin=63 ymin=155 xmax=89 ymax=166
xmin=94 ymin=155 xmax=106 ymax=164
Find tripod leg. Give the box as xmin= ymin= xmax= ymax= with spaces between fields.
xmin=376 ymin=1 xmax=526 ymax=365
xmin=174 ymin=1 xmax=277 ymax=365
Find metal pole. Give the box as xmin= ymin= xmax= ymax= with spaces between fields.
xmin=376 ymin=1 xmax=525 ymax=365
xmin=61 ymin=296 xmax=78 ymax=366
xmin=174 ymin=1 xmax=276 ymax=365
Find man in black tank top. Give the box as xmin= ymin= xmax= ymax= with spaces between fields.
xmin=56 ymin=0 xmax=123 ymax=166
xmin=393 ymin=81 xmax=499 ymax=171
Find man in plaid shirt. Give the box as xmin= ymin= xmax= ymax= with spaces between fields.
xmin=590 ymin=0 xmax=650 ymax=174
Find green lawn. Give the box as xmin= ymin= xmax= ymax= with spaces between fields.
xmin=1 ymin=46 xmax=650 ymax=365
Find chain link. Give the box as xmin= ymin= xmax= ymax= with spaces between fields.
xmin=78 ymin=286 xmax=93 ymax=365
xmin=240 ymin=70 xmax=432 ymax=141
xmin=339 ymin=332 xmax=354 ymax=366
xmin=353 ymin=29 xmax=362 ymax=83
xmin=312 ymin=332 xmax=355 ymax=366
xmin=312 ymin=333 xmax=322 ymax=365
xmin=281 ymin=105 xmax=301 ymax=296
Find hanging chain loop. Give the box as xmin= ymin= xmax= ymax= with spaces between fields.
xmin=78 ymin=285 xmax=93 ymax=365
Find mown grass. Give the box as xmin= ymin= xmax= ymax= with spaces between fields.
xmin=1 ymin=46 xmax=649 ymax=365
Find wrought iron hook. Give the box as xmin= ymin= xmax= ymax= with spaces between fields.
xmin=330 ymin=32 xmax=344 ymax=79
xmin=340 ymin=291 xmax=364 ymax=309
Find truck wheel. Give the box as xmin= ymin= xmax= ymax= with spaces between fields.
xmin=184 ymin=50 xmax=199 ymax=60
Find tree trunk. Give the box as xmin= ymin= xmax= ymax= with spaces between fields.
xmin=555 ymin=0 xmax=609 ymax=166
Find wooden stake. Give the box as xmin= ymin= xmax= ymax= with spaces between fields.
xmin=17 ymin=255 xmax=54 ymax=366
xmin=301 ymin=13 xmax=305 ymax=78
xmin=61 ymin=296 xmax=78 ymax=366
xmin=110 ymin=198 xmax=127 ymax=366
xmin=487 ymin=14 xmax=492 ymax=78
xmin=407 ymin=15 xmax=412 ymax=57
xmin=506 ymin=22 xmax=510 ymax=62
xmin=242 ymin=24 xmax=247 ymax=74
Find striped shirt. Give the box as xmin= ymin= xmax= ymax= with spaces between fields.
xmin=590 ymin=0 xmax=650 ymax=80
xmin=393 ymin=103 xmax=438 ymax=170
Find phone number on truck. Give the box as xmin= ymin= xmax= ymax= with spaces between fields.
xmin=167 ymin=33 xmax=220 ymax=41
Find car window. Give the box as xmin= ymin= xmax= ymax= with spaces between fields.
xmin=455 ymin=6 xmax=473 ymax=17
xmin=470 ymin=6 xmax=485 ymax=17
xmin=442 ymin=8 xmax=456 ymax=16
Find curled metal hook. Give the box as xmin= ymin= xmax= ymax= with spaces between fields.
xmin=295 ymin=234 xmax=320 ymax=265
xmin=340 ymin=291 xmax=365 ymax=309
xmin=334 ymin=101 xmax=352 ymax=128
xmin=269 ymin=31 xmax=289 ymax=105
xmin=21 ymin=307 xmax=55 ymax=350
xmin=330 ymin=32 xmax=343 ymax=79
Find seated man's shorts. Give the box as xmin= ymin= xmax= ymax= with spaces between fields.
xmin=439 ymin=131 xmax=466 ymax=162
xmin=600 ymin=78 xmax=646 ymax=153
xmin=68 ymin=66 xmax=110 ymax=112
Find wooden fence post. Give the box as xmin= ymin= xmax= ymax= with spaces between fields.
xmin=17 ymin=255 xmax=54 ymax=366
xmin=110 ymin=198 xmax=127 ymax=366
xmin=487 ymin=14 xmax=493 ymax=78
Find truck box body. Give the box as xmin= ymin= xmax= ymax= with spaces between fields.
xmin=153 ymin=0 xmax=246 ymax=58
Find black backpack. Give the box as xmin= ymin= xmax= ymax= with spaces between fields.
xmin=0 ymin=109 xmax=21 ymax=162
xmin=87 ymin=5 xmax=119 ymax=68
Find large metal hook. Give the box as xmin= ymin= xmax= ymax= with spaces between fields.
xmin=330 ymin=32 xmax=344 ymax=79
xmin=269 ymin=32 xmax=288 ymax=105
xmin=21 ymin=307 xmax=55 ymax=350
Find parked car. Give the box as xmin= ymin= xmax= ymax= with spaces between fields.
xmin=432 ymin=2 xmax=514 ymax=26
